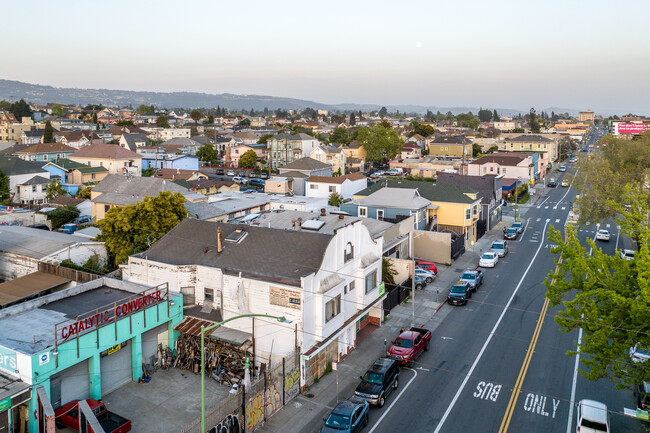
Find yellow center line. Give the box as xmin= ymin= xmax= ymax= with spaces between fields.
xmin=498 ymin=256 xmax=562 ymax=433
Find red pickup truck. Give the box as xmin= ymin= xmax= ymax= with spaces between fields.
xmin=387 ymin=327 xmax=431 ymax=367
xmin=55 ymin=399 xmax=131 ymax=433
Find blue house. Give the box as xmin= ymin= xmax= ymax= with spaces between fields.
xmin=341 ymin=187 xmax=430 ymax=230
xmin=140 ymin=153 xmax=200 ymax=171
xmin=16 ymin=142 xmax=76 ymax=162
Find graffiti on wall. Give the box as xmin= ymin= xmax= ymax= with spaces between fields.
xmin=245 ymin=384 xmax=281 ymax=431
xmin=283 ymin=368 xmax=300 ymax=401
xmin=209 ymin=414 xmax=241 ymax=433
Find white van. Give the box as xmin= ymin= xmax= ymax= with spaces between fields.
xmin=576 ymin=399 xmax=609 ymax=433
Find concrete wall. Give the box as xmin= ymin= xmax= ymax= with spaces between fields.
xmin=0 ymin=211 xmax=48 ymax=227
xmin=413 ymin=230 xmax=452 ymax=264
xmin=389 ymin=258 xmax=412 ymax=285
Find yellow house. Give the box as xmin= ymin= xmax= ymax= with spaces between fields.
xmin=69 ymin=143 xmax=142 ymax=177
xmin=339 ymin=142 xmax=366 ymax=171
xmin=427 ymin=135 xmax=473 ymax=158
xmin=501 ymin=134 xmax=559 ymax=161
xmin=187 ymin=179 xmax=240 ymax=195
xmin=70 ymin=166 xmax=109 ymax=185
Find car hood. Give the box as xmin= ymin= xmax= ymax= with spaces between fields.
xmin=355 ymin=381 xmax=382 ymax=396
xmin=448 ymin=292 xmax=466 ymax=298
xmin=320 ymin=425 xmax=350 ymax=433
xmin=388 ymin=346 xmax=412 ymax=356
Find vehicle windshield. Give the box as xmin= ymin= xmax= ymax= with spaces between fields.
xmin=512 ymin=223 xmax=522 ymax=228
xmin=481 ymin=253 xmax=493 ymax=259
xmin=492 ymin=243 xmax=504 ymax=250
xmin=362 ymin=372 xmax=384 ymax=385
xmin=461 ymin=272 xmax=475 ymax=279
xmin=393 ymin=337 xmax=413 ymax=348
xmin=325 ymin=413 xmax=351 ymax=429
xmin=580 ymin=419 xmax=607 ymax=431
xmin=451 ymin=285 xmax=466 ymax=294
xmin=506 ymin=229 xmax=516 ymax=234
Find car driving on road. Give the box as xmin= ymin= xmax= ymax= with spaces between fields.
xmin=620 ymin=249 xmax=635 ymax=260
xmin=595 ymin=229 xmax=610 ymax=241
xmin=561 ymin=181 xmax=569 ymax=187
xmin=479 ymin=251 xmax=499 ymax=268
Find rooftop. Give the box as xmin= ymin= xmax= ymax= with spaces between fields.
xmin=70 ymin=143 xmax=141 ymax=160
xmin=0 ymin=226 xmax=98 ymax=259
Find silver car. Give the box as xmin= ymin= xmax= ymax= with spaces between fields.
xmin=490 ymin=240 xmax=508 ymax=257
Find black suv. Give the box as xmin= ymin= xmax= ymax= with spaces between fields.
xmin=354 ymin=358 xmax=400 ymax=408
xmin=447 ymin=281 xmax=471 ymax=306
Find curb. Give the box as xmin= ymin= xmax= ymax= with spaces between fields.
xmin=435 ymin=303 xmax=443 ymax=312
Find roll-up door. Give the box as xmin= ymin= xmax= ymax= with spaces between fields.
xmin=142 ymin=324 xmax=169 ymax=365
xmin=100 ymin=341 xmax=132 ymax=395
xmin=50 ymin=360 xmax=90 ymax=408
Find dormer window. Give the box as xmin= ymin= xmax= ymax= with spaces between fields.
xmin=344 ymin=242 xmax=354 ymax=262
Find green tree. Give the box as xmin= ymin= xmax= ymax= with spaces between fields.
xmin=136 ymin=104 xmax=154 ymax=114
xmin=142 ymin=167 xmax=156 ymax=177
xmin=239 ymin=150 xmax=258 ymax=168
xmin=43 ymin=121 xmax=54 ymax=143
xmin=329 ymin=127 xmax=350 ymax=144
xmin=0 ymin=101 xmax=10 ymax=111
xmin=559 ymin=136 xmax=577 ymax=159
xmin=117 ymin=120 xmax=135 ymax=127
xmin=487 ymin=145 xmax=499 ymax=154
xmin=47 ymin=205 xmax=80 ymax=229
xmin=356 ymin=125 xmax=404 ymax=164
xmin=92 ymin=113 xmax=98 ymax=124
xmin=382 ymin=257 xmax=397 ymax=285
xmin=10 ymin=99 xmax=32 ymax=120
xmin=493 ymin=110 xmax=500 ymax=121
xmin=205 ymin=115 xmax=215 ymax=124
xmin=456 ymin=113 xmax=479 ymax=130
xmin=512 ymin=127 xmax=525 ymax=133
xmin=51 ymin=104 xmax=65 ymax=116
xmin=257 ymin=134 xmax=274 ymax=144
xmin=0 ymin=169 xmax=9 ymax=203
xmin=412 ymin=123 xmax=435 ymax=137
xmin=190 ymin=109 xmax=202 ymax=123
xmin=478 ymin=108 xmax=492 ymax=122
xmin=349 ymin=113 xmax=356 ymax=126
xmin=238 ymin=118 xmax=251 ymax=127
xmin=45 ymin=179 xmax=67 ymax=200
xmin=472 ymin=143 xmax=482 ymax=157
xmin=196 ymin=143 xmax=219 ymax=166
xmin=529 ymin=108 xmax=541 ymax=133
xmin=98 ymin=191 xmax=187 ymax=264
xmin=378 ymin=106 xmax=388 ymax=117
xmin=77 ymin=187 xmax=92 ymax=199
xmin=156 ymin=115 xmax=170 ymax=128
xmin=545 ymin=184 xmax=650 ymax=388
xmin=328 ymin=192 xmax=343 ymax=207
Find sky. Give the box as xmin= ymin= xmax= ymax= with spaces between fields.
xmin=1 ymin=0 xmax=650 ymax=114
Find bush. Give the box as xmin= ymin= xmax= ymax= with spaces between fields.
xmin=47 ymin=206 xmax=79 ymax=229
xmin=60 ymin=255 xmax=113 ymax=275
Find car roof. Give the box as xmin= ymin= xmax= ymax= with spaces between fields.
xmin=598 ymin=229 xmax=609 ymax=233
xmin=578 ymin=399 xmax=608 ymax=422
xmin=333 ymin=400 xmax=359 ymax=414
xmin=453 ymin=280 xmax=468 ymax=286
xmin=370 ymin=357 xmax=394 ymax=372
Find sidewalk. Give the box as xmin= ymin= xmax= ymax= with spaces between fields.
xmin=260 ymin=222 xmax=513 ymax=433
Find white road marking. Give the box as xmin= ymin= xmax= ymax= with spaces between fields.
xmin=368 ymin=368 xmax=418 ymax=433
xmin=523 ymin=393 xmax=561 ymax=418
xmin=416 ymin=366 xmax=430 ymax=371
xmin=615 ymin=225 xmax=621 ymax=251
xmin=554 ymin=185 xmax=574 ymax=209
xmin=433 ymin=220 xmax=551 ymax=433
xmin=473 ymin=381 xmax=502 ymax=402
xmin=441 ymin=337 xmax=453 ymax=340
xmin=537 ymin=196 xmax=551 ymax=208
xmin=561 ymin=207 xmax=566 ymax=210
xmin=606 ymin=224 xmax=610 ymax=228
xmin=536 ymin=218 xmax=541 ymax=222
xmin=555 ymin=219 xmax=560 ymax=223
xmin=566 ymin=328 xmax=583 ymax=433
xmin=544 ymin=206 xmax=549 ymax=209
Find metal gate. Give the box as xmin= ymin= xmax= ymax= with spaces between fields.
xmin=50 ymin=360 xmax=90 ymax=409
xmin=100 ymin=340 xmax=132 ymax=395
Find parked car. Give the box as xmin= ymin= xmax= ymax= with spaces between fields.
xmin=387 ymin=327 xmax=431 ymax=367
xmin=575 ymin=399 xmax=609 ymax=433
xmin=385 ymin=168 xmax=403 ymax=176
xmin=415 ymin=260 xmax=438 ymax=275
xmin=559 ymin=165 xmax=566 ymax=172
xmin=511 ymin=222 xmax=524 ymax=233
xmin=260 ymin=172 xmax=269 ymax=179
xmin=216 ymin=168 xmax=225 ymax=175
xmin=459 ymin=270 xmax=483 ymax=291
xmin=491 ymin=240 xmax=508 ymax=257
xmin=479 ymin=252 xmax=499 ymax=268
xmin=561 ymin=181 xmax=569 ymax=187
xmin=504 ymin=228 xmax=518 ymax=240
xmin=630 ymin=343 xmax=650 ymax=363
xmin=547 ymin=180 xmax=557 ymax=187
xmin=320 ymin=398 xmax=369 ymax=433
xmin=448 ymin=281 xmax=472 ymax=305
xmin=55 ymin=399 xmax=131 ymax=433
xmin=369 ymin=170 xmax=385 ymax=178
xmin=620 ymin=249 xmax=635 ymax=261
xmin=73 ymin=215 xmax=91 ymax=224
xmin=226 ymin=170 xmax=236 ymax=176
xmin=354 ymin=358 xmax=400 ymax=407
xmin=414 ymin=268 xmax=436 ymax=284
xmin=232 ymin=176 xmax=248 ymax=184
xmin=636 ymin=381 xmax=650 ymax=411
xmin=596 ymin=229 xmax=610 ymax=241
xmin=238 ymin=171 xmax=246 ymax=177
xmin=403 ymin=274 xmax=427 ymax=291
xmin=249 ymin=178 xmax=265 ymax=187
xmin=248 ymin=171 xmax=257 ymax=178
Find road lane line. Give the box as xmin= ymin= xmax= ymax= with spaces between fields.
xmin=368 ymin=368 xmax=418 ymax=433
xmin=565 ymin=328 xmax=583 ymax=433
xmin=432 ymin=220 xmax=550 ymax=433
xmin=537 ymin=196 xmax=550 ymax=209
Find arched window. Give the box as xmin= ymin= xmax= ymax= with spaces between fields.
xmin=344 ymin=242 xmax=354 ymax=262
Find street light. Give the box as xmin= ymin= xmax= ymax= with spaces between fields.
xmin=200 ymin=314 xmax=292 ymax=433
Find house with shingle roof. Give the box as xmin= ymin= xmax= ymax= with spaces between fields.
xmin=500 ymin=134 xmax=557 ymax=176
xmin=427 ymin=135 xmax=473 ymax=158
xmin=119 ymin=133 xmax=151 ymax=152
xmin=16 ymin=142 xmax=77 ymax=162
xmin=468 ymin=152 xmax=537 ymax=184
xmin=267 ymin=133 xmax=320 ymax=168
xmin=0 ymin=157 xmax=50 ymax=204
xmin=305 ymin=173 xmax=367 ymax=199
xmin=310 ymin=145 xmax=347 ymax=175
xmin=122 ymin=217 xmax=385 ymax=387
xmin=341 ymin=187 xmax=431 ymax=230
xmin=17 ymin=175 xmax=50 ymax=205
xmin=69 ymin=143 xmax=142 ymax=176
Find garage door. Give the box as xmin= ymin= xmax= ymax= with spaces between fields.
xmin=50 ymin=359 xmax=90 ymax=408
xmin=142 ymin=323 xmax=169 ymax=365
xmin=100 ymin=340 xmax=132 ymax=395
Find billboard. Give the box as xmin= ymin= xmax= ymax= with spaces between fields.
xmin=616 ymin=122 xmax=650 ymax=135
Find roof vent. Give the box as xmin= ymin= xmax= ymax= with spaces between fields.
xmin=225 ymin=229 xmax=247 ymax=243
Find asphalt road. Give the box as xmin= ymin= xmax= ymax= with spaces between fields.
xmin=357 ymin=126 xmax=646 ymax=433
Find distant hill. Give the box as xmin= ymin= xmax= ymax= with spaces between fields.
xmin=0 ymin=78 xmax=600 ymax=116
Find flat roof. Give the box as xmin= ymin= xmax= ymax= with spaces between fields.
xmin=0 ymin=373 xmax=29 ymax=402
xmin=0 ymin=272 xmax=71 ymax=308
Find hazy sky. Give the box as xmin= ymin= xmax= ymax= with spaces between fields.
xmin=2 ymin=0 xmax=649 ymax=113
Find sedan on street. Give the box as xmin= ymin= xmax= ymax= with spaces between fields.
xmin=561 ymin=181 xmax=569 ymax=187
xmin=596 ymin=229 xmax=610 ymax=241
xmin=320 ymin=398 xmax=369 ymax=433
xmin=511 ymin=221 xmax=524 ymax=233
xmin=490 ymin=240 xmax=508 ymax=257
xmin=479 ymin=252 xmax=499 ymax=268
xmin=415 ymin=268 xmax=436 ymax=283
xmin=504 ymin=228 xmax=518 ymax=240
xmin=620 ymin=249 xmax=635 ymax=261
xmin=447 ymin=281 xmax=472 ymax=306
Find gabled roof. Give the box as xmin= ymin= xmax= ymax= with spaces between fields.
xmin=75 ymin=166 xmax=108 ymax=174
xmin=316 ymin=145 xmax=342 ymax=155
xmin=280 ymin=157 xmax=330 ymax=171
xmin=20 ymin=175 xmax=50 ymax=186
xmin=137 ymin=219 xmax=333 ymax=285
xmin=48 ymin=158 xmax=87 ymax=170
xmin=355 ymin=180 xmax=478 ymax=204
xmin=355 ymin=187 xmax=430 ymax=209
xmin=0 ymin=157 xmax=49 ymax=176
xmin=70 ymin=143 xmax=141 ymax=160
xmin=188 ymin=179 xmax=236 ymax=190
xmin=469 ymin=152 xmax=530 ymax=166
xmin=121 ymin=133 xmax=151 ymax=151
xmin=430 ymin=135 xmax=472 ymax=145
xmin=436 ymin=172 xmax=502 ymax=204
xmin=306 ymin=173 xmax=366 ymax=184
xmin=16 ymin=142 xmax=76 ymax=155
xmin=162 ymin=137 xmax=200 ymax=147
xmin=92 ymin=174 xmax=188 ymax=206
xmin=508 ymin=134 xmax=554 ymax=142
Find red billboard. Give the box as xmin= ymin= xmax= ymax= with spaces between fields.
xmin=617 ymin=122 xmax=650 ymax=135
